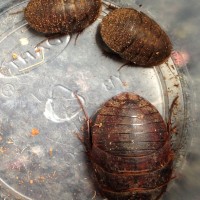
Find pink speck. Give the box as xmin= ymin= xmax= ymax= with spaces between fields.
xmin=171 ymin=50 xmax=190 ymax=67
xmin=9 ymin=160 xmax=24 ymax=170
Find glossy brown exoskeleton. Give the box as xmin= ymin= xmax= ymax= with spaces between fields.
xmin=75 ymin=92 xmax=174 ymax=200
xmin=24 ymin=0 xmax=101 ymax=34
xmin=100 ymin=8 xmax=172 ymax=67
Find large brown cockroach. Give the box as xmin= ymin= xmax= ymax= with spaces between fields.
xmin=75 ymin=92 xmax=176 ymax=200
xmin=24 ymin=0 xmax=102 ymax=34
xmin=100 ymin=8 xmax=172 ymax=67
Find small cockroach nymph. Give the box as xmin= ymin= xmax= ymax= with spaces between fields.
xmin=100 ymin=8 xmax=172 ymax=67
xmin=24 ymin=0 xmax=102 ymax=34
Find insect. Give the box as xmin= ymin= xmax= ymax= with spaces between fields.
xmin=24 ymin=0 xmax=102 ymax=34
xmin=100 ymin=8 xmax=172 ymax=67
xmin=75 ymin=92 xmax=175 ymax=200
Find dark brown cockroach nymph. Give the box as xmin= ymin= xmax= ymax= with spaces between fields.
xmin=24 ymin=0 xmax=102 ymax=34
xmin=75 ymin=92 xmax=177 ymax=200
xmin=100 ymin=8 xmax=172 ymax=67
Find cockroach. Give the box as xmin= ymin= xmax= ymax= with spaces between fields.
xmin=24 ymin=0 xmax=102 ymax=34
xmin=100 ymin=8 xmax=172 ymax=67
xmin=74 ymin=92 xmax=177 ymax=200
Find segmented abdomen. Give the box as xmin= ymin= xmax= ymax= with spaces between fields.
xmin=90 ymin=93 xmax=173 ymax=200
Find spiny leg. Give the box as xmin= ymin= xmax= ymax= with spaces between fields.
xmin=73 ymin=91 xmax=92 ymax=148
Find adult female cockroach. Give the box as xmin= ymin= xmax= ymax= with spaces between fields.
xmin=75 ymin=92 xmax=177 ymax=200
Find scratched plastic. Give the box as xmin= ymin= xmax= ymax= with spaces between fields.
xmin=0 ymin=1 xmax=194 ymax=200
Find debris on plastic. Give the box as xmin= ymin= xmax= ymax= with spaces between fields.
xmin=31 ymin=128 xmax=40 ymax=136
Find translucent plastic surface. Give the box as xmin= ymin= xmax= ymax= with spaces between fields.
xmin=0 ymin=0 xmax=196 ymax=200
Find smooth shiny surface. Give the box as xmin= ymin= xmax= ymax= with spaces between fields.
xmin=90 ymin=92 xmax=173 ymax=199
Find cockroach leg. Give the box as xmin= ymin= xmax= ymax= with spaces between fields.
xmin=73 ymin=132 xmax=84 ymax=143
xmin=118 ymin=61 xmax=132 ymax=71
xmin=74 ymin=30 xmax=84 ymax=45
xmin=73 ymin=91 xmax=91 ymax=145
